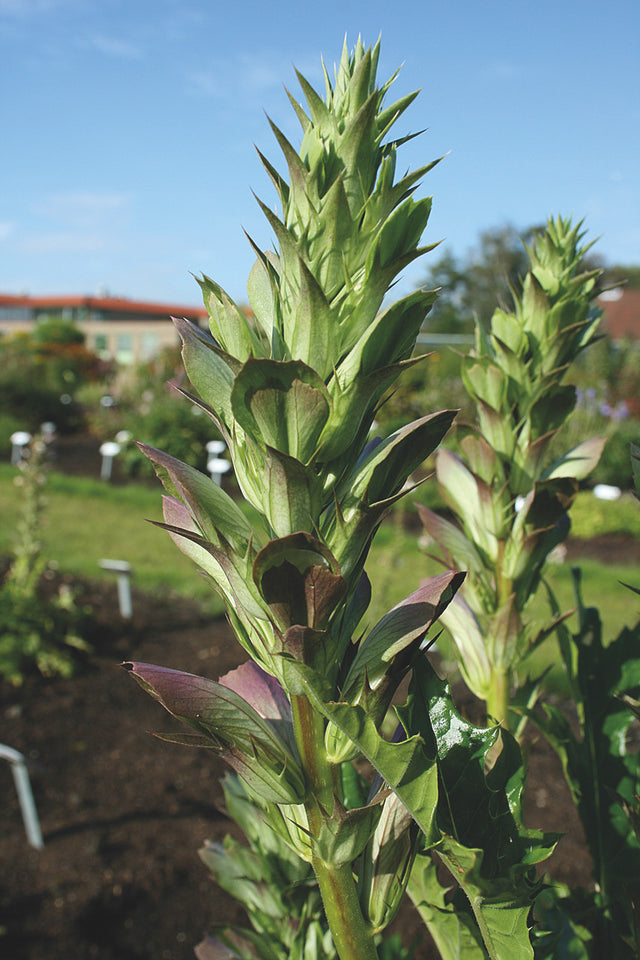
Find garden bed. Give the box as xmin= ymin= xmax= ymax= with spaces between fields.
xmin=0 ymin=572 xmax=593 ymax=960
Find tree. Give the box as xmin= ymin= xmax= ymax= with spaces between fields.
xmin=421 ymin=223 xmax=539 ymax=335
xmin=421 ymin=222 xmax=630 ymax=339
xmin=32 ymin=317 xmax=86 ymax=345
xmin=601 ymin=263 xmax=640 ymax=289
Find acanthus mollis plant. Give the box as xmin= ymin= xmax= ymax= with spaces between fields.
xmin=124 ymin=40 xmax=554 ymax=960
xmin=419 ymin=217 xmax=606 ymax=732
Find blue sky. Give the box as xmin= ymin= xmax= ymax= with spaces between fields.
xmin=2 ymin=0 xmax=638 ymax=308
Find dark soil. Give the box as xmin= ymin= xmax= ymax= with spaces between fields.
xmin=0 ymin=434 xmax=624 ymax=959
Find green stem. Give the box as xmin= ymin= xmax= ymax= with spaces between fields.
xmin=468 ymin=893 xmax=501 ymax=960
xmin=291 ymin=694 xmax=379 ymax=960
xmin=314 ymin=857 xmax=380 ymax=960
xmin=291 ymin=693 xmax=335 ymax=812
xmin=486 ymin=668 xmax=510 ymax=731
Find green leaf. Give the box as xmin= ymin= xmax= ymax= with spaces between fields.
xmin=417 ymin=504 xmax=487 ymax=575
xmin=360 ymin=789 xmax=418 ymax=932
xmin=542 ymin=436 xmax=606 ymax=481
xmin=399 ymin=658 xmax=555 ymax=959
xmin=280 ymin=659 xmax=440 ymax=845
xmin=261 ymin=445 xmax=324 ymax=537
xmin=436 ymin=840 xmax=536 ymax=960
xmin=159 ymin=495 xmax=233 ymax=600
xmin=197 ymin=274 xmax=265 ymax=361
xmin=491 ymin=309 xmax=525 ymax=356
xmin=172 ymin=316 xmax=239 ymax=431
xmin=342 ymin=410 xmax=457 ymax=509
xmin=138 ymin=443 xmax=254 ymax=552
xmin=319 ymin=357 xmax=422 ymax=463
xmin=247 ymin=251 xmax=280 ymax=346
xmin=343 ymin=570 xmax=465 ymax=695
xmin=315 ymin=795 xmax=383 ymax=868
xmin=436 ymin=449 xmax=499 ymax=560
xmin=435 ymin=594 xmax=493 ymax=702
xmin=408 ymin=854 xmax=489 ymax=960
xmin=320 ymin=413 xmax=455 ymax=578
xmin=286 ymin=258 xmax=336 ymax=380
xmin=461 ymin=357 xmax=507 ymax=413
xmin=532 ymin=571 xmax=640 ymax=929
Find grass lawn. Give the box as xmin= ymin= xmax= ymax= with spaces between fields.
xmin=1 ymin=463 xmax=638 ymax=691
xmin=368 ymin=502 xmax=640 ymax=694
xmin=0 ymin=463 xmax=225 ymax=615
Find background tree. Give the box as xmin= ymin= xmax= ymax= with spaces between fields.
xmin=420 ymin=224 xmax=539 ymax=335
xmin=31 ymin=317 xmax=86 ymax=346
xmin=601 ymin=263 xmax=640 ymax=288
xmin=420 ymin=222 xmax=612 ymax=336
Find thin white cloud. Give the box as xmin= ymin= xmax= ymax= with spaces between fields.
xmin=0 ymin=0 xmax=72 ymax=16
xmin=34 ymin=191 xmax=132 ymax=225
xmin=187 ymin=51 xmax=292 ymax=103
xmin=83 ymin=32 xmax=144 ymax=60
xmin=20 ymin=231 xmax=112 ymax=254
xmin=16 ymin=191 xmax=133 ymax=255
xmin=0 ymin=221 xmax=14 ymax=241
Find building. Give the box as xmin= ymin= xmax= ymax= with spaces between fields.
xmin=597 ymin=288 xmax=640 ymax=341
xmin=0 ymin=293 xmax=209 ymax=364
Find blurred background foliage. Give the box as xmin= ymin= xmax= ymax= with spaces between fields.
xmin=1 ymin=221 xmax=638 ymax=488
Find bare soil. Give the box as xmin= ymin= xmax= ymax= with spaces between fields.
xmin=1 ymin=570 xmax=595 ymax=960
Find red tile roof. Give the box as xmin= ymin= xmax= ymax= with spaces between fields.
xmin=0 ymin=293 xmax=208 ymax=319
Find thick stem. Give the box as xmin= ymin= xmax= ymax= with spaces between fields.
xmin=291 ymin=693 xmax=335 ymax=813
xmin=291 ymin=694 xmax=379 ymax=960
xmin=314 ymin=857 xmax=380 ymax=960
xmin=486 ymin=668 xmax=510 ymax=730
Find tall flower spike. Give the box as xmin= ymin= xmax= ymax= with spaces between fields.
xmin=173 ymin=38 xmax=444 ymax=526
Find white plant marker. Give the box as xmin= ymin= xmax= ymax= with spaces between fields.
xmin=99 ymin=441 xmax=121 ymax=481
xmin=10 ymin=431 xmax=31 ymax=465
xmin=0 ymin=743 xmax=44 ymax=849
xmin=99 ymin=559 xmax=133 ymax=618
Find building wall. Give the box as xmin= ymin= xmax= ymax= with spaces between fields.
xmin=0 ymin=316 xmax=182 ymax=364
xmin=79 ymin=319 xmax=180 ymax=364
xmin=0 ymin=294 xmax=209 ymax=364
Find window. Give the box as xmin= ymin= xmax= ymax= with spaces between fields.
xmin=140 ymin=331 xmax=159 ymax=360
xmin=115 ymin=332 xmax=134 ymax=365
xmin=93 ymin=333 xmax=109 ymax=358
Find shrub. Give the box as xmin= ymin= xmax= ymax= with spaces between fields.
xmin=0 ymin=436 xmax=90 ymax=684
